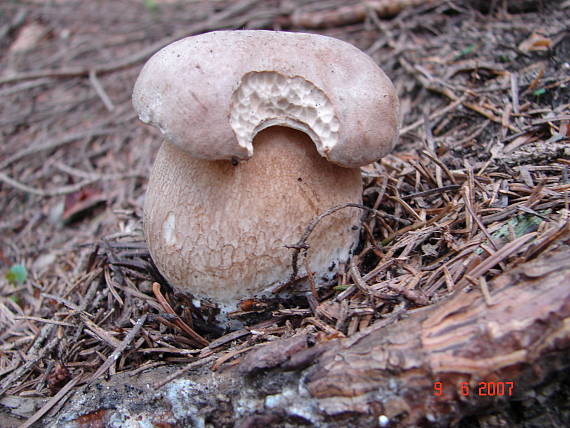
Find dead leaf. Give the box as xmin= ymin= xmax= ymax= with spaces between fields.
xmin=63 ymin=186 xmax=106 ymax=224
xmin=9 ymin=22 xmax=48 ymax=54
xmin=518 ymin=32 xmax=552 ymax=52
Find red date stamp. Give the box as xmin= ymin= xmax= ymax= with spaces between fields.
xmin=433 ymin=381 xmax=515 ymax=397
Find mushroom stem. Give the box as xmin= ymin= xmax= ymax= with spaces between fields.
xmin=144 ymin=126 xmax=363 ymax=310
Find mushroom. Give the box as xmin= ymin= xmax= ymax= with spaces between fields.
xmin=133 ymin=30 xmax=399 ymax=313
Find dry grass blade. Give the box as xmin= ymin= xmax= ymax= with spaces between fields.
xmin=152 ymin=283 xmax=209 ymax=347
xmin=461 ymin=233 xmax=537 ymax=287
xmin=18 ymin=373 xmax=83 ymax=428
xmin=87 ymin=314 xmax=147 ymax=382
xmin=0 ymin=325 xmax=58 ymax=395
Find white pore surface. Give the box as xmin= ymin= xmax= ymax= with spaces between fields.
xmin=230 ymin=71 xmax=340 ymax=158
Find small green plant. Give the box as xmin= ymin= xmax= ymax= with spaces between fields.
xmin=6 ymin=264 xmax=27 ymax=285
xmin=454 ymin=44 xmax=477 ymax=60
xmin=143 ymin=0 xmax=158 ymax=13
xmin=476 ymin=210 xmax=550 ymax=255
xmin=533 ymin=88 xmax=546 ymax=99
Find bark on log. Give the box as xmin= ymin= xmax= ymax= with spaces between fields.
xmin=48 ymin=245 xmax=570 ymax=427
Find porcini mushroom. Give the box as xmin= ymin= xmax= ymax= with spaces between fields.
xmin=133 ymin=30 xmax=399 ymax=313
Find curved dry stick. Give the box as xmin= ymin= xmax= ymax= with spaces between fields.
xmin=287 ymin=202 xmax=411 ymax=283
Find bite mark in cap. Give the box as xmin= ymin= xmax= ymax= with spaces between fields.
xmin=230 ymin=71 xmax=340 ymax=159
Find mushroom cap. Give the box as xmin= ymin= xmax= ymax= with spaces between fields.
xmin=132 ymin=30 xmax=399 ymax=168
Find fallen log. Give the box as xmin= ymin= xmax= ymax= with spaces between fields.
xmin=47 ymin=244 xmax=570 ymax=427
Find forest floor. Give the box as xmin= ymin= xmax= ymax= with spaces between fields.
xmin=0 ymin=0 xmax=569 ymax=426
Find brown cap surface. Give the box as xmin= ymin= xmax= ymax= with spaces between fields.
xmin=133 ymin=30 xmax=400 ymax=168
